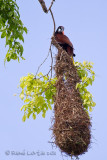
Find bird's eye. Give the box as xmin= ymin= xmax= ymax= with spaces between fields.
xmin=58 ymin=28 xmax=61 ymax=32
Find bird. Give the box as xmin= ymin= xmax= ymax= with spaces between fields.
xmin=54 ymin=26 xmax=76 ymax=57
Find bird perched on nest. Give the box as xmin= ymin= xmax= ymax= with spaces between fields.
xmin=54 ymin=26 xmax=76 ymax=57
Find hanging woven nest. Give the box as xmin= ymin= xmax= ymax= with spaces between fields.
xmin=51 ymin=37 xmax=91 ymax=157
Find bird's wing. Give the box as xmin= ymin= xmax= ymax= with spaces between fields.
xmin=55 ymin=33 xmax=73 ymax=48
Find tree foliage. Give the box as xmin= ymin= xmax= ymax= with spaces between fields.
xmin=75 ymin=61 xmax=96 ymax=112
xmin=19 ymin=61 xmax=96 ymax=122
xmin=0 ymin=0 xmax=27 ymax=62
xmin=19 ymin=73 xmax=57 ymax=122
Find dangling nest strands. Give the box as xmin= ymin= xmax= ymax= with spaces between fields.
xmin=51 ymin=37 xmax=91 ymax=157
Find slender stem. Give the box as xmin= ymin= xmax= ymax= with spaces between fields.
xmin=50 ymin=9 xmax=56 ymax=34
xmin=35 ymin=49 xmax=50 ymax=76
xmin=48 ymin=0 xmax=55 ymax=12
xmin=50 ymin=44 xmax=53 ymax=78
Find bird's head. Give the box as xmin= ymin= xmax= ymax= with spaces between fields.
xmin=56 ymin=26 xmax=64 ymax=34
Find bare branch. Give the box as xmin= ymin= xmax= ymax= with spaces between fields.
xmin=35 ymin=42 xmax=53 ymax=78
xmin=38 ymin=0 xmax=55 ymax=13
xmin=35 ymin=49 xmax=50 ymax=77
xmin=38 ymin=0 xmax=48 ymax=13
xmin=48 ymin=141 xmax=55 ymax=143
xmin=50 ymin=45 xmax=53 ymax=78
xmin=34 ymin=69 xmax=51 ymax=80
xmin=50 ymin=9 xmax=56 ymax=33
xmin=48 ymin=0 xmax=55 ymax=12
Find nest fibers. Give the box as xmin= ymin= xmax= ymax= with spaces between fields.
xmin=51 ymin=37 xmax=91 ymax=157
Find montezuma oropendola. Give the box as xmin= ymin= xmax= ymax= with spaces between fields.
xmin=54 ymin=26 xmax=76 ymax=57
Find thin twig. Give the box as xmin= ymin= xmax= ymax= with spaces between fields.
xmin=34 ymin=69 xmax=51 ymax=80
xmin=48 ymin=141 xmax=55 ymax=143
xmin=49 ymin=43 xmax=53 ymax=80
xmin=50 ymin=9 xmax=56 ymax=33
xmin=35 ymin=42 xmax=54 ymax=80
xmin=48 ymin=0 xmax=55 ymax=12
xmin=35 ymin=48 xmax=50 ymax=77
xmin=50 ymin=45 xmax=53 ymax=79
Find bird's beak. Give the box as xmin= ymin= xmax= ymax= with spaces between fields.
xmin=62 ymin=31 xmax=64 ymax=35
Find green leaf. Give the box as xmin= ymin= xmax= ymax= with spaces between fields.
xmin=22 ymin=114 xmax=26 ymax=122
xmin=24 ymin=99 xmax=30 ymax=103
xmin=18 ymin=57 xmax=20 ymax=62
xmin=42 ymin=112 xmax=46 ymax=118
xmin=27 ymin=113 xmax=31 ymax=119
xmin=32 ymin=113 xmax=36 ymax=120
xmin=21 ymin=57 xmax=26 ymax=60
xmin=89 ymin=78 xmax=93 ymax=85
xmin=92 ymin=75 xmax=95 ymax=81
xmin=76 ymin=83 xmax=79 ymax=89
xmin=82 ymin=77 xmax=87 ymax=82
xmin=83 ymin=61 xmax=86 ymax=65
xmin=48 ymin=104 xmax=52 ymax=110
xmin=20 ymin=105 xmax=25 ymax=111
xmin=89 ymin=107 xmax=93 ymax=112
xmin=37 ymin=72 xmax=43 ymax=77
xmin=24 ymin=27 xmax=28 ymax=34
xmin=1 ymin=30 xmax=6 ymax=38
xmin=92 ymin=102 xmax=96 ymax=107
xmin=20 ymin=93 xmax=24 ymax=100
xmin=19 ymin=34 xmax=24 ymax=42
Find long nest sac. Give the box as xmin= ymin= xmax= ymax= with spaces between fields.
xmin=51 ymin=37 xmax=91 ymax=157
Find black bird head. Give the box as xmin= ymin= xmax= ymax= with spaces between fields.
xmin=56 ymin=26 xmax=64 ymax=34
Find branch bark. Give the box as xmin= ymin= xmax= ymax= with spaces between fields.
xmin=38 ymin=0 xmax=48 ymax=13
xmin=38 ymin=0 xmax=55 ymax=13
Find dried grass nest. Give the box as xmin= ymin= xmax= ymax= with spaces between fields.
xmin=51 ymin=37 xmax=91 ymax=157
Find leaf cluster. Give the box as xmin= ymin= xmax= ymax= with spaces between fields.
xmin=19 ymin=61 xmax=96 ymax=121
xmin=75 ymin=61 xmax=96 ymax=112
xmin=19 ymin=73 xmax=56 ymax=122
xmin=0 ymin=0 xmax=27 ymax=62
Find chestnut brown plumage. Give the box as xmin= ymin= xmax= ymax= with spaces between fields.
xmin=54 ymin=26 xmax=76 ymax=57
xmin=51 ymin=36 xmax=91 ymax=157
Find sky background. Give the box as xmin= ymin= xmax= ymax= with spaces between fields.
xmin=0 ymin=0 xmax=107 ymax=159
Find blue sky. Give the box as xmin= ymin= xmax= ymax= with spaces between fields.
xmin=0 ymin=0 xmax=107 ymax=159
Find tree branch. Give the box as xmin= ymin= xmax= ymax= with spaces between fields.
xmin=38 ymin=0 xmax=55 ymax=13
xmin=35 ymin=46 xmax=50 ymax=77
xmin=37 ymin=0 xmax=56 ymax=79
xmin=50 ymin=9 xmax=56 ymax=33
xmin=38 ymin=0 xmax=48 ymax=13
xmin=38 ymin=0 xmax=56 ymax=32
xmin=35 ymin=42 xmax=53 ymax=79
xmin=48 ymin=0 xmax=55 ymax=12
xmin=50 ymin=44 xmax=53 ymax=78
